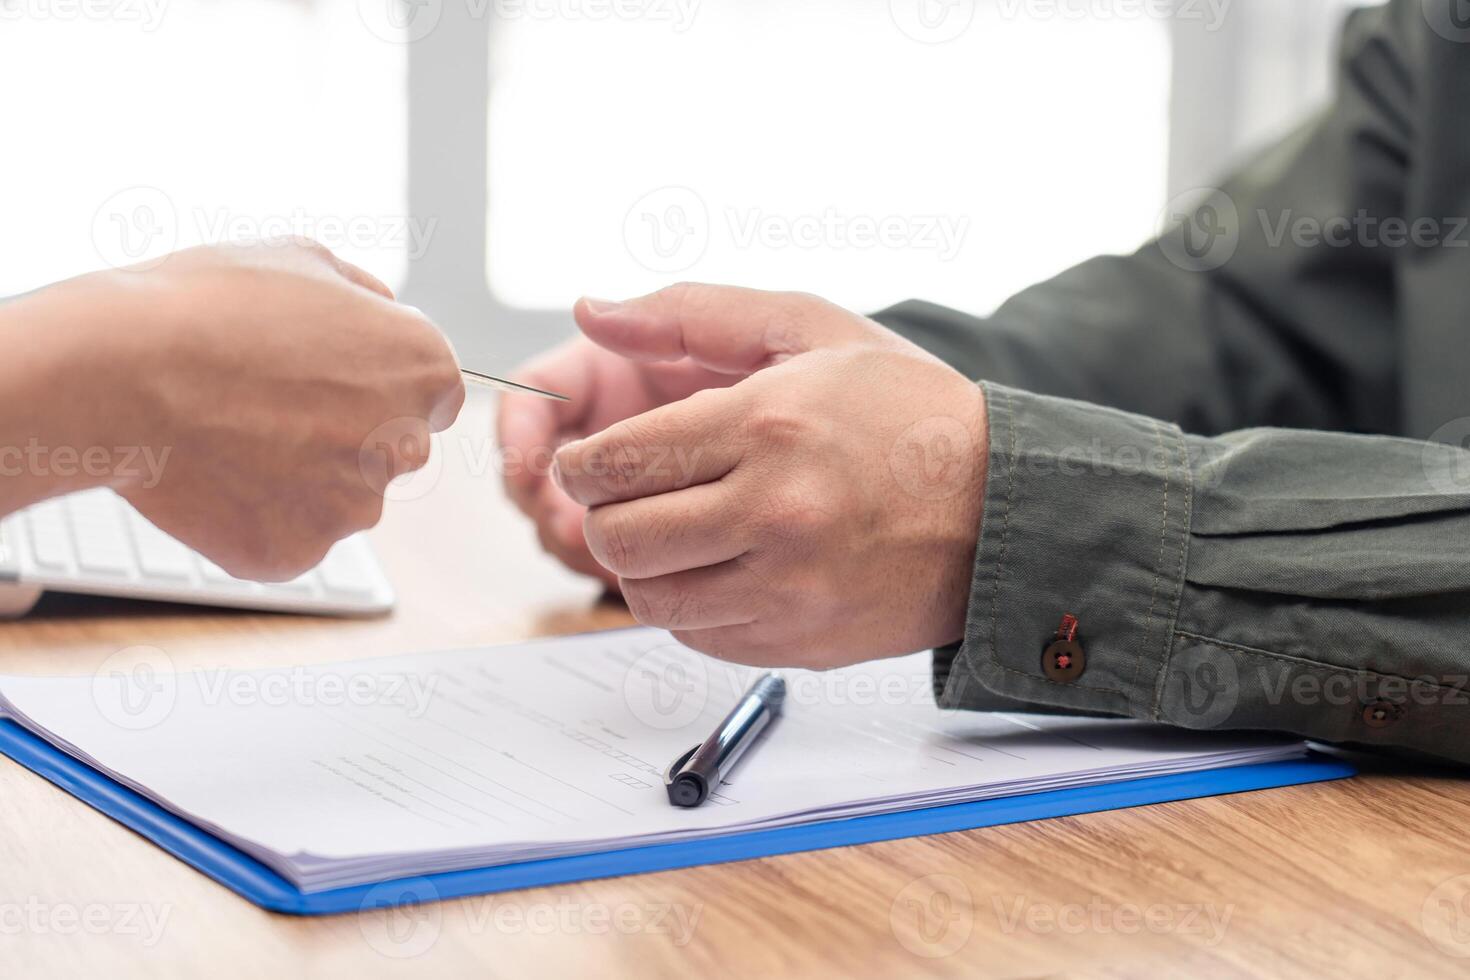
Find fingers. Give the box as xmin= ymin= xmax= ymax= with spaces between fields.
xmin=553 ymin=387 xmax=745 ymax=508
xmin=329 ymin=254 xmax=395 ymax=301
xmin=531 ymin=484 xmax=620 ymax=588
xmin=621 ymin=559 xmax=758 ymax=631
xmin=358 ymin=416 xmax=434 ymax=495
xmin=497 ymin=343 xmax=594 ymax=514
xmin=583 ymin=480 xmax=748 ymax=580
xmin=573 ymin=283 xmax=877 ymax=373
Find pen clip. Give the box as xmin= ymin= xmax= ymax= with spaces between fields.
xmin=663 ymin=744 xmax=700 ymax=786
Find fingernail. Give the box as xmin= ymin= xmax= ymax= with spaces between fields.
xmin=580 ymin=297 xmax=623 ymax=315
xmin=550 ymin=456 xmax=568 ymax=492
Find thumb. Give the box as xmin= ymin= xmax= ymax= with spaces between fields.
xmin=572 ymin=283 xmax=880 ymax=375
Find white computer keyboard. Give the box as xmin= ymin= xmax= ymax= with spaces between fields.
xmin=0 ymin=488 xmax=395 ymax=618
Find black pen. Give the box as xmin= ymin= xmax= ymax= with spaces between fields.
xmin=663 ymin=673 xmax=786 ymax=807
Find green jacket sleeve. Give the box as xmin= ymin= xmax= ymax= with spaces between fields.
xmin=948 ymin=382 xmax=1470 ymax=764
xmin=867 ymin=0 xmax=1470 ymax=762
xmin=874 ymin=0 xmax=1420 ymax=437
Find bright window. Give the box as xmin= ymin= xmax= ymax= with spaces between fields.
xmin=0 ymin=0 xmax=408 ymax=296
xmin=487 ymin=0 xmax=1171 ymax=316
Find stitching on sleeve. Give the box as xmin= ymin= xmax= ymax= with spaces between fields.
xmin=1130 ymin=417 xmax=1171 ymax=711
xmin=977 ymin=386 xmax=1130 ymax=703
xmin=1172 ymin=630 xmax=1470 ymax=698
xmin=1150 ymin=427 xmax=1195 ymax=720
xmin=987 ymin=385 xmax=1016 ymax=663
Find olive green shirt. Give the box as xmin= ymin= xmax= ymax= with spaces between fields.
xmin=874 ymin=0 xmax=1470 ymax=764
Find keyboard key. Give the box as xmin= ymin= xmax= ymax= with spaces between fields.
xmin=12 ymin=490 xmax=391 ymax=615
xmin=197 ymin=558 xmax=253 ymax=590
xmin=68 ymin=497 xmax=135 ymax=577
xmin=125 ymin=513 xmax=195 ymax=581
xmin=318 ymin=542 xmax=379 ymax=598
xmin=26 ymin=501 xmax=74 ymax=572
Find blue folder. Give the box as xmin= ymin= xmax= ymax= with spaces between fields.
xmin=0 ymin=718 xmax=1353 ymax=916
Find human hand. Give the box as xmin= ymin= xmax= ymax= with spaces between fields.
xmin=496 ymin=297 xmax=746 ymax=587
xmin=80 ymin=240 xmax=464 ymax=580
xmin=550 ymin=284 xmax=988 ymax=668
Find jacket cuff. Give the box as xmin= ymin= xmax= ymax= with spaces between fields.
xmin=938 ymin=383 xmax=1193 ymax=719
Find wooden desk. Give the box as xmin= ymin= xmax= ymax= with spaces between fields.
xmin=2 ymin=395 xmax=1468 ymax=978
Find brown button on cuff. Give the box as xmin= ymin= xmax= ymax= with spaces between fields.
xmin=1042 ymin=639 xmax=1086 ymax=682
xmin=1361 ymin=700 xmax=1404 ymax=729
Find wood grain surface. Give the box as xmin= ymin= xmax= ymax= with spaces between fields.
xmin=2 ymin=394 xmax=1467 ymax=978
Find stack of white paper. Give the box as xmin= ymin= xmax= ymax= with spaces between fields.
xmin=0 ymin=628 xmax=1303 ymax=892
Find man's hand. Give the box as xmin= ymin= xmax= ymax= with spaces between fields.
xmin=497 ymin=296 xmax=745 ymax=586
xmin=543 ymin=284 xmax=988 ymax=668
xmin=8 ymin=240 xmax=466 ymax=581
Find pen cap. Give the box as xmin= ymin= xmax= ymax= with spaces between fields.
xmin=749 ymin=673 xmax=785 ymax=708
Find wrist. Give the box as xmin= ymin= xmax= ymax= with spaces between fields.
xmin=0 ymin=272 xmax=163 ymax=511
xmin=938 ymin=380 xmax=989 ymax=644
